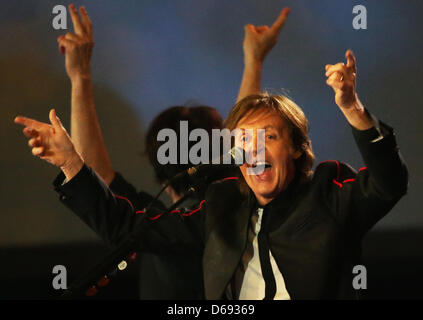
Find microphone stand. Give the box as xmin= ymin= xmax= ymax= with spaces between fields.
xmin=60 ymin=180 xmax=199 ymax=299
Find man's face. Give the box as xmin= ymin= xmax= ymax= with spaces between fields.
xmin=235 ymin=108 xmax=302 ymax=206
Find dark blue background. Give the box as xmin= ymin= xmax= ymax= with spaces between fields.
xmin=1 ymin=0 xmax=422 ymax=299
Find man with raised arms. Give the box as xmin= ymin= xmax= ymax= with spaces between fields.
xmin=39 ymin=4 xmax=289 ymax=298
xmin=15 ymin=7 xmax=407 ymax=299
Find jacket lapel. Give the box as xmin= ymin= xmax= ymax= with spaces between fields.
xmin=203 ymin=191 xmax=252 ymax=299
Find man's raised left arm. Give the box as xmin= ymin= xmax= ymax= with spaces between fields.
xmin=324 ymin=50 xmax=408 ymax=233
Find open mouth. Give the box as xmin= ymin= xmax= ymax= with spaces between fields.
xmin=247 ymin=162 xmax=272 ymax=175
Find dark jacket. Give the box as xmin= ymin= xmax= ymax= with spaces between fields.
xmin=54 ymin=119 xmax=408 ymax=299
xmin=108 ymin=173 xmax=205 ymax=299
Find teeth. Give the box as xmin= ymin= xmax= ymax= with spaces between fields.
xmin=250 ymin=162 xmax=271 ymax=168
xmin=247 ymin=165 xmax=266 ymax=175
xmin=247 ymin=162 xmax=272 ymax=175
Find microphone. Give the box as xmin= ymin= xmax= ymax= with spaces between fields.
xmin=187 ymin=146 xmax=245 ymax=177
xmin=171 ymin=146 xmax=245 ymax=183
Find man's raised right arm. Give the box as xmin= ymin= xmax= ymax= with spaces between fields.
xmin=58 ymin=4 xmax=115 ymax=185
xmin=236 ymin=7 xmax=290 ymax=102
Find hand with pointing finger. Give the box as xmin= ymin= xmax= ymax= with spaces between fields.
xmin=14 ymin=110 xmax=83 ymax=180
xmin=325 ymin=50 xmax=358 ymax=110
xmin=325 ymin=50 xmax=374 ymax=130
xmin=243 ymin=7 xmax=290 ymax=64
xmin=237 ymin=7 xmax=290 ymax=102
xmin=57 ymin=4 xmax=93 ymax=81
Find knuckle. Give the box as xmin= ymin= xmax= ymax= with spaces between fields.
xmin=341 ymin=82 xmax=351 ymax=91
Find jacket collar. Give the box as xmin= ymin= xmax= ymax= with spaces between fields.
xmin=202 ymin=173 xmax=305 ymax=299
xmin=203 ymin=185 xmax=253 ymax=300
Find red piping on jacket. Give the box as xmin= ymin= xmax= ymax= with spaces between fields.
xmin=221 ymin=177 xmax=239 ymax=181
xmin=332 ymin=179 xmax=343 ymax=188
xmin=113 ymin=176 xmax=236 ymax=220
xmin=319 ymin=160 xmax=367 ymax=189
xmin=111 ymin=195 xmax=206 ymax=220
xmin=113 ymin=194 xmax=134 ymax=210
xmin=182 ymin=199 xmax=206 ymax=217
xmin=138 ymin=199 xmax=206 ymax=220
xmin=342 ymin=178 xmax=355 ymax=183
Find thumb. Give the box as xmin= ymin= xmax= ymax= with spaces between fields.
xmin=49 ymin=109 xmax=64 ymax=130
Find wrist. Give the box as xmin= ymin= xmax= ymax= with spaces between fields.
xmin=244 ymin=55 xmax=263 ymax=68
xmin=243 ymin=59 xmax=263 ymax=78
xmin=60 ymin=152 xmax=84 ymax=181
xmin=338 ymin=94 xmax=364 ymax=112
xmin=339 ymin=98 xmax=374 ymax=131
xmin=70 ymin=72 xmax=92 ymax=85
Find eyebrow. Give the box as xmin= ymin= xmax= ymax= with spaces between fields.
xmin=237 ymin=125 xmax=277 ymax=131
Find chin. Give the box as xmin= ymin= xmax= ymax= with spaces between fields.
xmin=250 ymin=184 xmax=278 ymax=202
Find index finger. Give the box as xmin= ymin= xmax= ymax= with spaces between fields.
xmin=346 ymin=50 xmax=357 ymax=72
xmin=271 ymin=7 xmax=290 ymax=34
xmin=14 ymin=116 xmax=44 ymax=129
xmin=69 ymin=4 xmax=86 ymax=36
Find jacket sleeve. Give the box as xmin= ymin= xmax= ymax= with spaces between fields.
xmin=317 ymin=115 xmax=408 ymax=237
xmin=109 ymin=172 xmax=166 ymax=212
xmin=53 ymin=165 xmax=205 ymax=252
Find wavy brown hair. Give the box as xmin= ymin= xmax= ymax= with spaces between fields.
xmin=224 ymin=93 xmax=314 ymax=187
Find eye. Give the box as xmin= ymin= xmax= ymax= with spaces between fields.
xmin=266 ymin=135 xmax=276 ymax=140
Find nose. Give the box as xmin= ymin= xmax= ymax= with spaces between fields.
xmin=244 ymin=129 xmax=266 ymax=164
